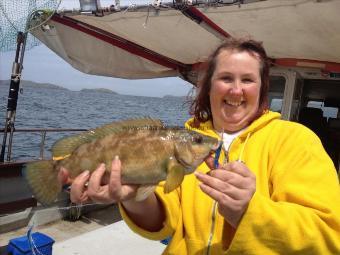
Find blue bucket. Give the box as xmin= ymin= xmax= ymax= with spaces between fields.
xmin=7 ymin=232 xmax=54 ymax=255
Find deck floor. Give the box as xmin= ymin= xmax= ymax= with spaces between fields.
xmin=1 ymin=204 xmax=165 ymax=254
xmin=53 ymin=220 xmax=165 ymax=254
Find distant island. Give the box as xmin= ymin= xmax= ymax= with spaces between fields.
xmin=163 ymin=95 xmax=190 ymax=99
xmin=0 ymin=80 xmax=187 ymax=98
xmin=0 ymin=80 xmax=119 ymax=94
xmin=80 ymin=88 xmax=118 ymax=94
xmin=0 ymin=80 xmax=68 ymax=90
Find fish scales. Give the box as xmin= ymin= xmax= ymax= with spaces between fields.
xmin=118 ymin=130 xmax=175 ymax=184
xmin=25 ymin=119 xmax=218 ymax=205
xmin=62 ymin=129 xmax=172 ymax=183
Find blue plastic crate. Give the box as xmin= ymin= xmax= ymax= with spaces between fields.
xmin=7 ymin=232 xmax=54 ymax=255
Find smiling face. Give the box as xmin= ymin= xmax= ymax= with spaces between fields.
xmin=209 ymin=49 xmax=261 ymax=133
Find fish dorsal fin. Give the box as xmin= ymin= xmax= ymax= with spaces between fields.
xmin=52 ymin=118 xmax=164 ymax=158
xmin=52 ymin=133 xmax=96 ymax=158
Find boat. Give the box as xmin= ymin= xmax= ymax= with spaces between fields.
xmin=30 ymin=0 xmax=340 ymax=173
xmin=1 ymin=0 xmax=339 ymax=253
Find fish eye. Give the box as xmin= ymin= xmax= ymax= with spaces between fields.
xmin=193 ymin=135 xmax=203 ymax=144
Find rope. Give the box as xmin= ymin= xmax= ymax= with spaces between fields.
xmin=26 ymin=202 xmax=102 ymax=255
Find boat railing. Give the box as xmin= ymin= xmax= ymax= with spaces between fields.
xmin=0 ymin=128 xmax=87 ymax=162
xmin=0 ymin=128 xmax=87 ymax=214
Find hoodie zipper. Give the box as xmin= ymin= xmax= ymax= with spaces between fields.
xmin=206 ymin=201 xmax=218 ymax=255
xmin=206 ymin=149 xmax=229 ymax=255
xmin=205 ymin=133 xmax=251 ymax=255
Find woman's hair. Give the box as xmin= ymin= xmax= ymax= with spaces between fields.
xmin=189 ymin=37 xmax=271 ymax=124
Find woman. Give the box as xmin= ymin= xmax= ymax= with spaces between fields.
xmin=61 ymin=38 xmax=340 ymax=254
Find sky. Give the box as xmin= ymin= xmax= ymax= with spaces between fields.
xmin=0 ymin=0 xmax=193 ymax=97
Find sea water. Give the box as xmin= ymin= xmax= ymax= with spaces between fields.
xmin=0 ymin=83 xmax=191 ymax=161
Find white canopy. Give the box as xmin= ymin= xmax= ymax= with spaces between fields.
xmin=31 ymin=0 xmax=340 ymax=83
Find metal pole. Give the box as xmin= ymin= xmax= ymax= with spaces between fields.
xmin=39 ymin=131 xmax=47 ymax=160
xmin=0 ymin=32 xmax=26 ymax=162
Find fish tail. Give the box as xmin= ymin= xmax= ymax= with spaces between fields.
xmin=24 ymin=160 xmax=61 ymax=205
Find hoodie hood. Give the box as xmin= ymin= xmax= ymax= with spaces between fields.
xmin=185 ymin=111 xmax=281 ymax=139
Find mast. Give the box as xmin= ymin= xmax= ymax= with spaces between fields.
xmin=0 ymin=32 xmax=27 ymax=162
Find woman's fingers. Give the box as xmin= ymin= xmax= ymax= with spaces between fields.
xmin=195 ymin=172 xmax=247 ymax=200
xmin=85 ymin=163 xmax=116 ymax=204
xmin=223 ymin=161 xmax=254 ymax=178
xmin=70 ymin=170 xmax=90 ymax=203
xmin=207 ymin=170 xmax=251 ymax=189
xmin=88 ymin=163 xmax=106 ymax=193
xmin=109 ymin=156 xmax=138 ymax=201
xmin=108 ymin=156 xmax=123 ymax=197
xmin=195 ymin=161 xmax=256 ymax=228
xmin=57 ymin=167 xmax=74 ymax=185
xmin=198 ymin=181 xmax=234 ymax=202
xmin=68 ymin=157 xmax=139 ymax=204
xmin=204 ymin=154 xmax=216 ymax=170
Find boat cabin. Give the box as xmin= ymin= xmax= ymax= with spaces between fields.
xmin=269 ymin=67 xmax=340 ymax=171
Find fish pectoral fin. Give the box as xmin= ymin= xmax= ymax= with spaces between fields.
xmin=135 ymin=185 xmax=156 ymax=202
xmin=164 ymin=159 xmax=185 ymax=193
xmin=174 ymin=143 xmax=193 ymax=165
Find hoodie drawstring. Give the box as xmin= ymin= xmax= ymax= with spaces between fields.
xmin=238 ymin=132 xmax=251 ymax=162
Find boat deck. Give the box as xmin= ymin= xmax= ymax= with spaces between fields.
xmin=53 ymin=220 xmax=165 ymax=254
xmin=0 ymin=204 xmax=165 ymax=254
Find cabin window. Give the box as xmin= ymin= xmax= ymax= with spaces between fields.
xmin=268 ymin=76 xmax=286 ymax=113
xmin=299 ymin=79 xmax=340 ymax=171
xmin=307 ymin=101 xmax=338 ymax=120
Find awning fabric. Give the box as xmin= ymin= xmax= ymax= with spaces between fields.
xmin=31 ymin=0 xmax=340 ymax=83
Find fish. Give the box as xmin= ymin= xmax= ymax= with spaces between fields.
xmin=25 ymin=118 xmax=219 ymax=205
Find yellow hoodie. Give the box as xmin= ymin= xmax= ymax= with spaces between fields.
xmin=120 ymin=111 xmax=340 ymax=254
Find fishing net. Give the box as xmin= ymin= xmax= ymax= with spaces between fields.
xmin=0 ymin=0 xmax=61 ymax=163
xmin=0 ymin=0 xmax=61 ymax=52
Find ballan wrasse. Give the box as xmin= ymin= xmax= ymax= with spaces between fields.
xmin=25 ymin=118 xmax=219 ymax=205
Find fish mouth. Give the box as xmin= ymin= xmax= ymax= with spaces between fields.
xmin=203 ymin=149 xmax=216 ymax=161
xmin=211 ymin=141 xmax=222 ymax=151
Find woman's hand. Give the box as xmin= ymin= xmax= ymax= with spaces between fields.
xmin=195 ymin=161 xmax=256 ymax=228
xmin=58 ymin=156 xmax=138 ymax=204
xmin=58 ymin=157 xmax=165 ymax=231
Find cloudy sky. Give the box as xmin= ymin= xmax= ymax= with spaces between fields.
xmin=0 ymin=0 xmax=193 ymax=97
